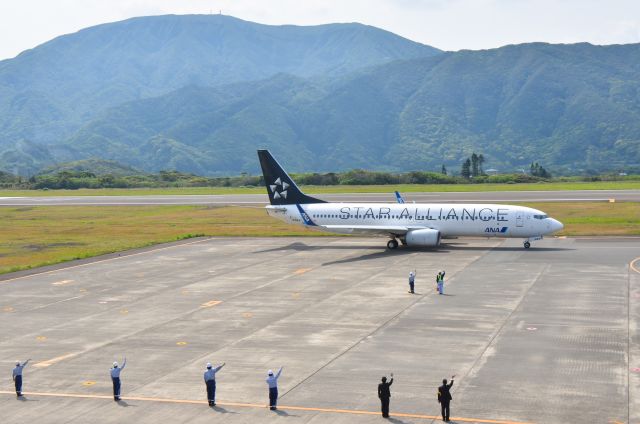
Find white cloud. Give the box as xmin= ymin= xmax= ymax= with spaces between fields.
xmin=1 ymin=0 xmax=639 ymax=60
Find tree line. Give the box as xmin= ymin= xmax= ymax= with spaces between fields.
xmin=0 ymin=167 xmax=636 ymax=190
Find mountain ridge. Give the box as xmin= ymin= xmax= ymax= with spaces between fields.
xmin=0 ymin=14 xmax=439 ymax=172
xmin=1 ymin=16 xmax=639 ymax=175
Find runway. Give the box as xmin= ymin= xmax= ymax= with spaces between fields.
xmin=1 ymin=236 xmax=638 ymax=423
xmin=0 ymin=189 xmax=639 ymax=206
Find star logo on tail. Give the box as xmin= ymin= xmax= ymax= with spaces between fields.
xmin=270 ymin=177 xmax=289 ymax=199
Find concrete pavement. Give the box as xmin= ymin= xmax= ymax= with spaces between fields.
xmin=0 ymin=236 xmax=637 ymax=423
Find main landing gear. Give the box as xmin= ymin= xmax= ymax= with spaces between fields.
xmin=387 ymin=239 xmax=399 ymax=250
xmin=524 ymin=241 xmax=531 ymax=249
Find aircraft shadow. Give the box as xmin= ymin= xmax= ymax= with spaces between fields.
xmin=441 ymin=245 xmax=574 ymax=252
xmin=258 ymin=242 xmax=572 ymax=263
xmin=255 ymin=242 xmax=382 ymax=253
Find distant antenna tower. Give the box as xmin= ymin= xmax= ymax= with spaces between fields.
xmin=219 ymin=9 xmax=222 ymax=15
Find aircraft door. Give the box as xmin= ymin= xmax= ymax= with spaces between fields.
xmin=516 ymin=210 xmax=524 ymax=227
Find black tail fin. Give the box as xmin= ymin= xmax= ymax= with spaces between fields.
xmin=257 ymin=150 xmax=326 ymax=205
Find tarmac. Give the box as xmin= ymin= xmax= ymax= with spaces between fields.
xmin=0 ymin=188 xmax=639 ymax=206
xmin=1 ymin=236 xmax=638 ymax=424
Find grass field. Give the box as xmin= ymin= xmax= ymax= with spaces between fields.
xmin=1 ymin=202 xmax=638 ymax=275
xmin=1 ymin=180 xmax=639 ymax=197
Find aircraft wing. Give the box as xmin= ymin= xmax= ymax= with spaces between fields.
xmin=321 ymin=224 xmax=428 ymax=236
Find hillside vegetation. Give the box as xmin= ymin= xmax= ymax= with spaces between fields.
xmin=1 ymin=15 xmax=639 ymax=175
xmin=0 ymin=14 xmax=438 ymax=175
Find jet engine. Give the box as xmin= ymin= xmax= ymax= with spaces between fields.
xmin=405 ymin=228 xmax=441 ymax=247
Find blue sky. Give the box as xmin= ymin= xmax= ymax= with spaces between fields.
xmin=1 ymin=0 xmax=639 ymax=60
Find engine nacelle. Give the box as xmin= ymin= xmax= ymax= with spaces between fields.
xmin=405 ymin=228 xmax=441 ymax=247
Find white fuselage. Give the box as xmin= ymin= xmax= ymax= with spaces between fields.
xmin=266 ymin=203 xmax=563 ymax=238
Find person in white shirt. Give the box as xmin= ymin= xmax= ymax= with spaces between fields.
xmin=110 ymin=358 xmax=126 ymax=401
xmin=12 ymin=359 xmax=30 ymax=397
xmin=266 ymin=367 xmax=283 ymax=410
xmin=204 ymin=362 xmax=225 ymax=406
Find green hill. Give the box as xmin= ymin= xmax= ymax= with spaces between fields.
xmin=60 ymin=43 xmax=640 ymax=175
xmin=0 ymin=14 xmax=438 ymax=174
xmin=1 ymin=16 xmax=640 ymax=175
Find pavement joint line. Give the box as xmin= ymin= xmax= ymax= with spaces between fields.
xmin=431 ymin=252 xmax=548 ymax=423
xmin=31 ymin=295 xmax=85 ymax=311
xmin=279 ymin=249 xmax=424 ymax=399
xmin=0 ymin=391 xmax=535 ymax=424
xmin=3 ymin=244 xmax=304 ymax=371
xmin=280 ymin=244 xmax=490 ymax=401
xmin=0 ymin=237 xmax=212 ymax=284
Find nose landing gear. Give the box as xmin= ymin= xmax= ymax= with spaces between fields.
xmin=523 ymin=235 xmax=542 ymax=249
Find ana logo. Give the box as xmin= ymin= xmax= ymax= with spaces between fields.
xmin=269 ymin=177 xmax=289 ymax=200
xmin=485 ymin=227 xmax=508 ymax=233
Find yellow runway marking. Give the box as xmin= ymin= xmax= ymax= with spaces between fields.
xmin=82 ymin=381 xmax=96 ymax=386
xmin=120 ymin=309 xmax=128 ymax=314
xmin=33 ymin=353 xmax=78 ymax=368
xmin=292 ymin=292 xmax=300 ymax=299
xmin=36 ymin=336 xmax=47 ymax=341
xmin=200 ymin=300 xmax=222 ymax=308
xmin=242 ymin=312 xmax=253 ymax=318
xmin=52 ymin=279 xmax=74 ymax=286
xmin=0 ymin=390 xmax=536 ymax=423
xmin=294 ymin=268 xmax=312 ymax=275
xmin=631 ymin=257 xmax=640 ymax=274
xmin=176 ymin=341 xmax=188 ymax=346
xmin=3 ymin=306 xmax=14 ymax=312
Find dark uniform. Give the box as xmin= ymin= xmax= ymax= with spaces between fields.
xmin=378 ymin=376 xmax=393 ymax=418
xmin=438 ymin=378 xmax=454 ymax=422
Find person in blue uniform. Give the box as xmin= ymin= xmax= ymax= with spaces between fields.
xmin=266 ymin=367 xmax=283 ymax=410
xmin=12 ymin=359 xmax=30 ymax=397
xmin=408 ymin=271 xmax=416 ymax=294
xmin=204 ymin=362 xmax=225 ymax=406
xmin=110 ymin=358 xmax=126 ymax=401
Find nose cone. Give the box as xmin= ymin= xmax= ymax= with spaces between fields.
xmin=549 ymin=218 xmax=564 ymax=233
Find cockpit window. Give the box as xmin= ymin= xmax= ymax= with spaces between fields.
xmin=533 ymin=214 xmax=548 ymax=219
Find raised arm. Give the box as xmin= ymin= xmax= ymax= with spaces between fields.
xmin=121 ymin=358 xmax=127 ymax=369
xmin=275 ymin=367 xmax=283 ymax=379
xmin=23 ymin=359 xmax=31 ymax=367
xmin=214 ymin=362 xmax=226 ymax=372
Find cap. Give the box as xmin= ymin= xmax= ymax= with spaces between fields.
xmin=268 ymin=369 xmax=273 ymax=375
xmin=206 ymin=363 xmax=212 ymax=369
xmin=16 ymin=361 xmax=20 ymax=366
xmin=113 ymin=362 xmax=118 ymax=367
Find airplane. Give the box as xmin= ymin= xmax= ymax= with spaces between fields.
xmin=257 ymin=150 xmax=564 ymax=249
